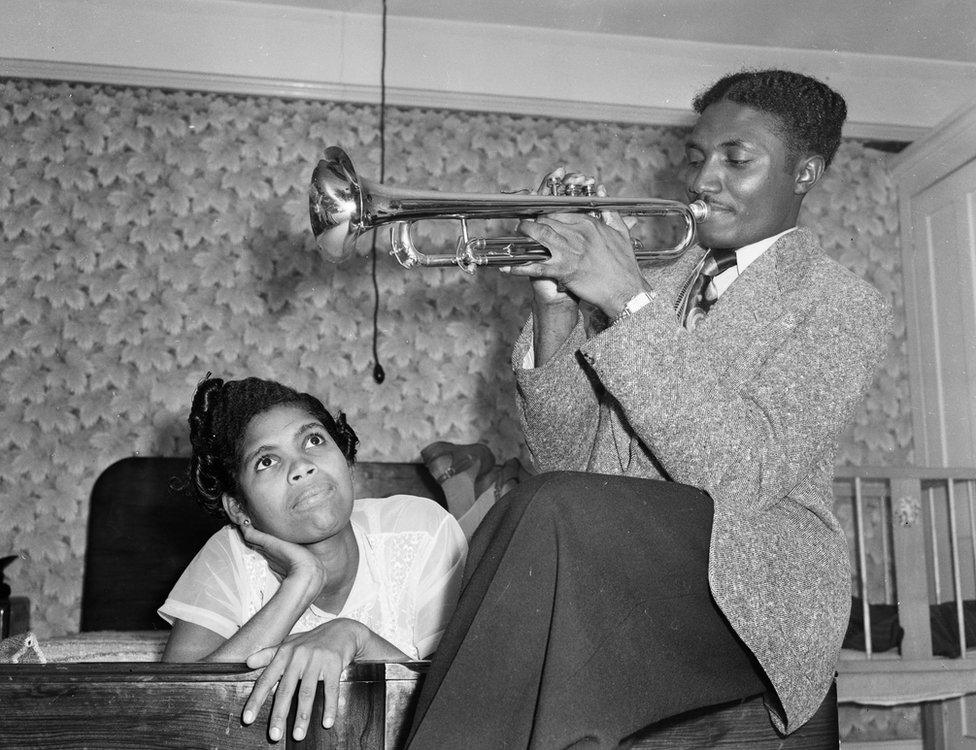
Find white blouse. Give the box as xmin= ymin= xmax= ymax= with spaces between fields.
xmin=158 ymin=495 xmax=467 ymax=659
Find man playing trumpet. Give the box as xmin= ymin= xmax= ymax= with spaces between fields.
xmin=406 ymin=69 xmax=891 ymax=748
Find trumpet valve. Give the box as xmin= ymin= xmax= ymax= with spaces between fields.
xmin=454 ymin=237 xmax=481 ymax=275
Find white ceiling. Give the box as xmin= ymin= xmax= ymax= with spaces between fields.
xmin=252 ymin=0 xmax=976 ymax=64
xmin=3 ymin=0 xmax=974 ymax=139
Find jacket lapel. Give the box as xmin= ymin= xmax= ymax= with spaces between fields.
xmin=643 ymin=246 xmax=708 ymax=311
xmin=606 ymin=231 xmax=818 ymax=473
xmin=692 ymin=229 xmax=817 ymax=378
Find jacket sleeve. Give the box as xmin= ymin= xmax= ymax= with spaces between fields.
xmin=577 ymin=280 xmax=891 ymax=514
xmin=511 ymin=313 xmax=601 ymax=472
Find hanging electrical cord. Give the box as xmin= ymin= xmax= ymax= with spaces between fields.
xmin=368 ymin=0 xmax=389 ymax=384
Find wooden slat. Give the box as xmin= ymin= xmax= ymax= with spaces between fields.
xmin=853 ymin=477 xmax=874 ymax=655
xmin=888 ymin=477 xmax=935 ymax=660
xmin=834 ymin=466 xmax=976 ymax=481
xmin=946 ymin=480 xmax=968 ymax=655
xmin=838 ymin=658 xmax=976 ymax=705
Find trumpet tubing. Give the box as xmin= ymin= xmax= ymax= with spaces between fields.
xmin=309 ymin=146 xmax=708 ymax=274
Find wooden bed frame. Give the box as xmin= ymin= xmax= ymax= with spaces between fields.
xmin=0 ymin=660 xmax=424 ymax=749
xmin=0 ymin=457 xmax=839 ymax=749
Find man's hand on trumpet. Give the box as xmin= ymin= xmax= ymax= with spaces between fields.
xmin=502 ymin=168 xmax=649 ymax=321
xmin=500 ymin=167 xmax=580 ymax=366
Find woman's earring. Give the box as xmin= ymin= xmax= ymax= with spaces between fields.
xmin=242 ymin=518 xmax=251 ymax=527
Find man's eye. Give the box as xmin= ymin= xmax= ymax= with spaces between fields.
xmin=305 ymin=433 xmax=326 ymax=448
xmin=255 ymin=455 xmax=278 ymax=471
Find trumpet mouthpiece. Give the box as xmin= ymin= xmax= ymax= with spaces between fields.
xmin=688 ymin=200 xmax=709 ymax=222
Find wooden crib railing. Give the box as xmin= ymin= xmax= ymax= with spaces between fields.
xmin=833 ymin=466 xmax=976 ymax=748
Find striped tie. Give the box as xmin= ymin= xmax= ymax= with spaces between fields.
xmin=675 ymin=248 xmax=738 ymax=330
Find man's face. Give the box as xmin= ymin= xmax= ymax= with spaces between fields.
xmin=682 ymin=99 xmax=804 ymax=250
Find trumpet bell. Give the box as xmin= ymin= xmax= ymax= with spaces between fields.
xmin=309 ymin=146 xmax=365 ymax=262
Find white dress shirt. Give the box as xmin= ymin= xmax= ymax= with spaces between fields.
xmin=708 ymin=227 xmax=796 ymax=299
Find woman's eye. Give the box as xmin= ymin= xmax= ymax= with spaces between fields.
xmin=255 ymin=455 xmax=278 ymax=472
xmin=305 ymin=433 xmax=326 ymax=448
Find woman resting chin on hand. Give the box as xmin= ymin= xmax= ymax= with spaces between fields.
xmin=158 ymin=376 xmax=467 ymax=743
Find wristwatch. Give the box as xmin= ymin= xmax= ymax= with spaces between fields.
xmin=611 ymin=291 xmax=653 ymax=326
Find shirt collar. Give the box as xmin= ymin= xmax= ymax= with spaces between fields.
xmin=709 ymin=227 xmax=796 ymax=299
xmin=732 ymin=226 xmax=796 ymax=274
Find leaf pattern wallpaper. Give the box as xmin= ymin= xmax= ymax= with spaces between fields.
xmin=1 ymin=77 xmax=912 ymax=738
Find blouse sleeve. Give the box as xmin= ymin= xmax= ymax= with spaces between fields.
xmin=411 ymin=511 xmax=467 ymax=659
xmin=157 ymin=528 xmax=246 ymax=640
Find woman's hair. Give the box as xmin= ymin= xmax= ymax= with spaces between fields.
xmin=188 ymin=375 xmax=359 ymax=518
xmin=693 ymin=69 xmax=847 ymax=168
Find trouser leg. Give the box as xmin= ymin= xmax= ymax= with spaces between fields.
xmin=407 ymin=471 xmax=768 ymax=750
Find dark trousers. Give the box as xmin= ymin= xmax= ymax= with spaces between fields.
xmin=406 ymin=471 xmax=769 ymax=750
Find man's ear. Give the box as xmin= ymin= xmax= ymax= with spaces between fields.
xmin=794 ymin=154 xmax=825 ymax=195
xmin=222 ymin=493 xmax=248 ymax=526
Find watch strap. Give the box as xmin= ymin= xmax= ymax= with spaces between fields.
xmin=611 ymin=291 xmax=652 ymax=326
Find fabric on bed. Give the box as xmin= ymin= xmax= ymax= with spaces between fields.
xmin=0 ymin=631 xmax=169 ymax=663
xmin=0 ymin=632 xmax=45 ymax=663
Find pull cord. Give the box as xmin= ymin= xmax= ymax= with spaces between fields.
xmin=369 ymin=0 xmax=388 ymax=384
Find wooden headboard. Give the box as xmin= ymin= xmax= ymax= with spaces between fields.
xmin=80 ymin=457 xmax=445 ymax=632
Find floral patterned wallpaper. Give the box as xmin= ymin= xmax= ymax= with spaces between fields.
xmin=0 ymin=73 xmax=918 ymax=745
xmin=1 ymin=78 xmax=909 ymax=641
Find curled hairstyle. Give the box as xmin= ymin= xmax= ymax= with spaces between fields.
xmin=693 ymin=69 xmax=847 ymax=168
xmin=188 ymin=376 xmax=359 ymax=519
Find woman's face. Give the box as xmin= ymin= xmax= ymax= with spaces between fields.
xmin=230 ymin=404 xmax=355 ymax=544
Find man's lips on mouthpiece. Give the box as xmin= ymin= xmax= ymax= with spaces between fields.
xmin=701 ymin=200 xmax=732 ymax=213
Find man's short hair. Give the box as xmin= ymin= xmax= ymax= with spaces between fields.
xmin=692 ymin=69 xmax=847 ymax=168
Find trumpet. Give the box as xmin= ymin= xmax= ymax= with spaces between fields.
xmin=309 ymin=147 xmax=708 ymax=275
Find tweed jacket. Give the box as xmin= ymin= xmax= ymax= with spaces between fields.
xmin=511 ymin=228 xmax=891 ymax=733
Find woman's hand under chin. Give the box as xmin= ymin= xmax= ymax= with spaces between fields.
xmin=239 ymin=521 xmax=327 ymax=596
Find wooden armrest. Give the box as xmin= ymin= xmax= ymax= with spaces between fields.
xmin=0 ymin=660 xmax=429 ymax=749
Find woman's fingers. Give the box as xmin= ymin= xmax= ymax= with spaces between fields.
xmin=241 ymin=649 xmax=281 ymax=726
xmin=322 ymin=665 xmax=343 ymax=730
xmin=238 ymin=521 xmax=265 ymax=546
xmin=246 ymin=646 xmax=277 ymax=670
xmin=266 ymin=657 xmax=303 ymax=742
xmin=241 ymin=631 xmax=355 ymax=742
xmin=238 ymin=525 xmax=324 ymax=583
xmin=291 ymin=667 xmax=322 ymax=741
xmin=292 ymin=658 xmax=344 ymax=736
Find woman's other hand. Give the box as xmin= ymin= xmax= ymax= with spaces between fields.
xmin=241 ymin=619 xmax=404 ymax=743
